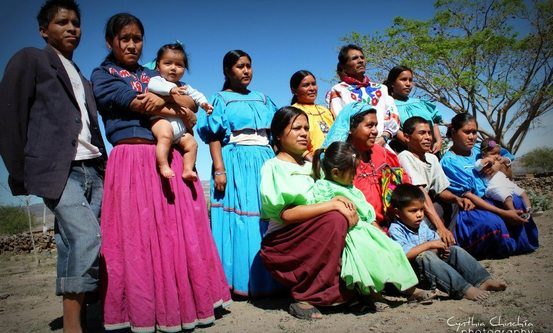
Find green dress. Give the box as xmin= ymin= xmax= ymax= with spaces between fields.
xmin=311 ymin=179 xmax=418 ymax=294
xmin=260 ymin=158 xmax=315 ymax=233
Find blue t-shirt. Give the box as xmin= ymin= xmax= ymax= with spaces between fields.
xmin=389 ymin=219 xmax=439 ymax=254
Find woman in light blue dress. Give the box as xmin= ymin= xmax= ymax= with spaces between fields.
xmin=384 ymin=65 xmax=443 ymax=154
xmin=197 ymin=50 xmax=279 ymax=297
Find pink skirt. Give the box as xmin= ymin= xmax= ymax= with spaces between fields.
xmin=101 ymin=144 xmax=231 ymax=332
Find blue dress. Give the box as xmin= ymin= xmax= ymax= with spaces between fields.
xmin=441 ymin=149 xmax=539 ymax=258
xmin=395 ymin=97 xmax=442 ymax=127
xmin=197 ymin=90 xmax=279 ymax=296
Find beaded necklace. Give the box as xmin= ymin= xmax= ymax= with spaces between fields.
xmin=299 ymin=104 xmax=331 ymax=134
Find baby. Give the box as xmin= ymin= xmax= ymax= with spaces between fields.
xmin=475 ymin=138 xmax=532 ymax=218
xmin=147 ymin=42 xmax=213 ymax=180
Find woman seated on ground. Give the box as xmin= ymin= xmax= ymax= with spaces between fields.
xmin=440 ymin=113 xmax=539 ymax=258
xmin=260 ymin=106 xmax=434 ymax=320
xmin=322 ymin=102 xmax=454 ymax=245
xmin=290 ymin=70 xmax=334 ymax=160
xmin=259 ymin=106 xmax=357 ymax=320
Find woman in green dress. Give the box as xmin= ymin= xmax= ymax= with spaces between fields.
xmin=259 ymin=106 xmax=358 ymax=320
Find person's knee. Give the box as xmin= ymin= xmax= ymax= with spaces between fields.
xmin=156 ymin=130 xmax=174 ymax=142
xmin=190 ymin=137 xmax=198 ymax=150
xmin=418 ymin=250 xmax=440 ymax=265
xmin=186 ymin=136 xmax=198 ymax=151
xmin=317 ymin=211 xmax=348 ymax=234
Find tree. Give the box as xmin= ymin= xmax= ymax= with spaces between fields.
xmin=343 ymin=0 xmax=552 ymax=154
xmin=520 ymin=147 xmax=553 ymax=173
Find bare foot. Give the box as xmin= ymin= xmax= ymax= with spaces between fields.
xmin=464 ymin=286 xmax=490 ymax=301
xmin=159 ymin=164 xmax=175 ymax=178
xmin=182 ymin=169 xmax=198 ymax=181
xmin=479 ymin=279 xmax=507 ymax=291
xmin=407 ymin=288 xmax=437 ymax=304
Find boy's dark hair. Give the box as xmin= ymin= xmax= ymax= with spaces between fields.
xmin=391 ymin=184 xmax=425 ymax=210
xmin=155 ymin=43 xmax=189 ymax=71
xmin=37 ymin=0 xmax=80 ymax=29
xmin=312 ymin=141 xmax=359 ymax=180
xmin=403 ymin=116 xmax=430 ymax=135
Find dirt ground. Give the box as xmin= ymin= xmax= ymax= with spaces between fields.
xmin=1 ymin=212 xmax=552 ymax=333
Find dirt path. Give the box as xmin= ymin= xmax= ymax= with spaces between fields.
xmin=1 ymin=212 xmax=552 ymax=333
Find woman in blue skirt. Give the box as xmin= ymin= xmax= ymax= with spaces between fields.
xmin=197 ymin=50 xmax=279 ymax=297
xmin=440 ymin=113 xmax=539 ymax=258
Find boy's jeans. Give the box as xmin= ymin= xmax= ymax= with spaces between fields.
xmin=44 ymin=160 xmax=103 ymax=295
xmin=414 ymin=245 xmax=490 ymax=299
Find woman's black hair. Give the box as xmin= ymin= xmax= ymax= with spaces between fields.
xmin=105 ymin=13 xmax=144 ymax=43
xmin=336 ymin=44 xmax=364 ymax=75
xmin=402 ymin=116 xmax=430 ymax=135
xmin=345 ymin=108 xmax=377 ymax=143
xmin=37 ymin=0 xmax=80 ymax=30
xmin=104 ymin=13 xmax=144 ymax=61
xmin=290 ymin=70 xmax=315 ymax=104
xmin=155 ymin=43 xmax=189 ymax=71
xmin=390 ymin=184 xmax=425 ymax=210
xmin=222 ymin=50 xmax=251 ymax=91
xmin=446 ymin=113 xmax=477 ymax=138
xmin=384 ymin=65 xmax=413 ymax=97
xmin=312 ymin=141 xmax=359 ymax=181
xmin=270 ymin=106 xmax=308 ymax=152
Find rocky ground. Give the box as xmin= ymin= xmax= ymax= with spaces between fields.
xmin=1 ymin=211 xmax=552 ymax=333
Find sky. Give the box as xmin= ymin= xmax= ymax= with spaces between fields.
xmin=0 ymin=0 xmax=551 ymax=206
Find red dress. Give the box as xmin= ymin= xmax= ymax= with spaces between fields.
xmin=354 ymin=145 xmax=409 ymax=227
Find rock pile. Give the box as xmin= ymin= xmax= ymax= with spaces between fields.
xmin=0 ymin=230 xmax=55 ymax=254
xmin=516 ymin=175 xmax=553 ymax=197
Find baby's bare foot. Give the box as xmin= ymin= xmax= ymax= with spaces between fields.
xmin=182 ymin=169 xmax=198 ymax=181
xmin=464 ymin=286 xmax=490 ymax=301
xmin=159 ymin=164 xmax=175 ymax=178
xmin=479 ymin=279 xmax=507 ymax=291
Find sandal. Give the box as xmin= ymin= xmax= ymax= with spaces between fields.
xmin=289 ymin=302 xmax=323 ymax=320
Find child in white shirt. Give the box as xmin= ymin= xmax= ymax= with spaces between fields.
xmin=475 ymin=138 xmax=532 ymax=218
xmin=148 ymin=43 xmax=213 ymax=180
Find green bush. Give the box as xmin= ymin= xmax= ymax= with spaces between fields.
xmin=520 ymin=148 xmax=553 ymax=173
xmin=527 ymin=191 xmax=552 ymax=212
xmin=0 ymin=206 xmax=32 ymax=235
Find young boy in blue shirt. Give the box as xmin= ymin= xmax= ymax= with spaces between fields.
xmin=389 ymin=184 xmax=507 ymax=301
